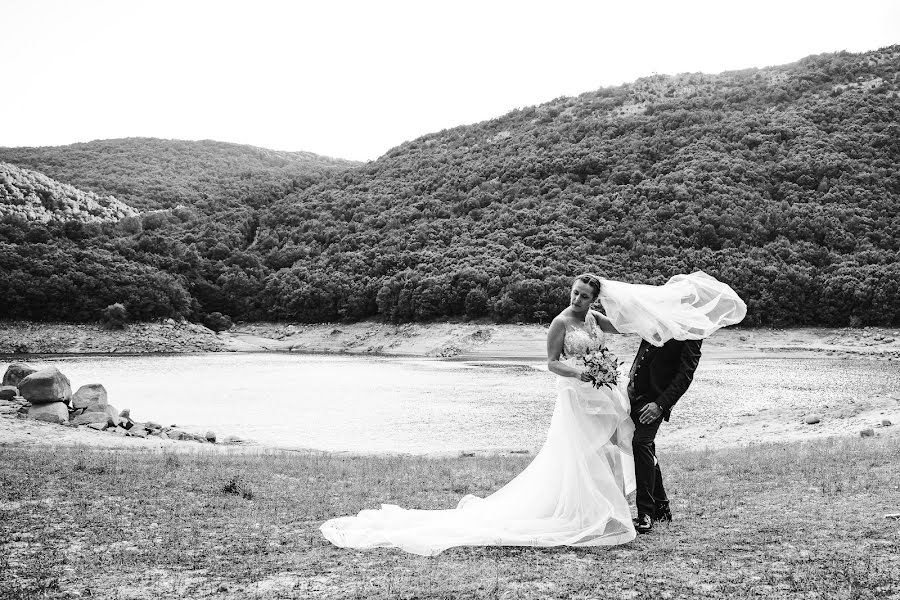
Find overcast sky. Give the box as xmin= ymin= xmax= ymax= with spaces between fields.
xmin=2 ymin=0 xmax=897 ymax=161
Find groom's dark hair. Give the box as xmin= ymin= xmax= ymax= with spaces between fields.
xmin=575 ymin=273 xmax=602 ymax=300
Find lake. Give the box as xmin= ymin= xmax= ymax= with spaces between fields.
xmin=8 ymin=353 xmax=900 ymax=453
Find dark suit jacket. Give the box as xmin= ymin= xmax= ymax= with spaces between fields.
xmin=627 ymin=338 xmax=702 ymax=421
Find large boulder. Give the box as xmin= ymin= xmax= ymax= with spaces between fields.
xmin=71 ymin=384 xmax=108 ymax=411
xmin=18 ymin=368 xmax=72 ymax=405
xmin=2 ymin=363 xmax=38 ymax=387
xmin=28 ymin=402 xmax=69 ymax=424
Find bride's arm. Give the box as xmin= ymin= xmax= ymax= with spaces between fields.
xmin=591 ymin=309 xmax=621 ymax=334
xmin=547 ymin=317 xmax=589 ymax=379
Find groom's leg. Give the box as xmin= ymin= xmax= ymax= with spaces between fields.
xmin=654 ymin=460 xmax=670 ymax=519
xmin=632 ymin=414 xmax=663 ymax=518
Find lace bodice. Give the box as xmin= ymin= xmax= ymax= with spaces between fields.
xmin=562 ymin=315 xmax=605 ymax=359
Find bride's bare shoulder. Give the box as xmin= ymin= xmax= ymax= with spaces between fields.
xmin=551 ymin=309 xmax=575 ymax=323
xmin=548 ymin=312 xmax=573 ymax=331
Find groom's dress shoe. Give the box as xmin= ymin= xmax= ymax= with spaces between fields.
xmin=654 ymin=506 xmax=672 ymax=523
xmin=634 ymin=514 xmax=653 ymax=534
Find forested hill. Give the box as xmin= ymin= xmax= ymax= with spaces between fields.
xmin=1 ymin=161 xmax=137 ymax=224
xmin=258 ymin=45 xmax=900 ymax=326
xmin=2 ymin=46 xmax=899 ymax=326
xmin=0 ymin=138 xmax=359 ymax=322
xmin=0 ymin=138 xmax=359 ymax=212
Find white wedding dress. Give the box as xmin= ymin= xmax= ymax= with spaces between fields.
xmin=320 ymin=317 xmax=637 ymax=556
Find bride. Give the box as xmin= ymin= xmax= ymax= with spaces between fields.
xmin=320 ymin=272 xmax=745 ymax=556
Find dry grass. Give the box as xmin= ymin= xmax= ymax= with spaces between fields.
xmin=1 ymin=436 xmax=898 ymax=599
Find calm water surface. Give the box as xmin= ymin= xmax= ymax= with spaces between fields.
xmin=16 ymin=354 xmax=900 ymax=454
xmin=34 ymin=354 xmax=556 ymax=453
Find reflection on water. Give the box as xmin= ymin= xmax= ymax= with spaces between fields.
xmin=16 ymin=354 xmax=900 ymax=454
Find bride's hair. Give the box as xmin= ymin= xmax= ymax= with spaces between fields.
xmin=574 ymin=273 xmax=603 ymax=300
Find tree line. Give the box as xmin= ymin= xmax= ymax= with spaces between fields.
xmin=1 ymin=47 xmax=898 ymax=326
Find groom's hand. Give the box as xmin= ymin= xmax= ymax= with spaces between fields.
xmin=639 ymin=402 xmax=662 ymax=424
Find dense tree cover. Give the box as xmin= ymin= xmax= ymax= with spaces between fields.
xmin=0 ymin=238 xmax=191 ymax=320
xmin=0 ymin=139 xmax=357 ymax=322
xmin=1 ymin=47 xmax=898 ymax=326
xmin=252 ymin=46 xmax=900 ymax=326
xmin=0 ymin=162 xmax=136 ymax=223
xmin=0 ymin=138 xmax=358 ymax=212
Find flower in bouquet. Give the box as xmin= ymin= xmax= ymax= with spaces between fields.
xmin=581 ymin=347 xmax=623 ymax=389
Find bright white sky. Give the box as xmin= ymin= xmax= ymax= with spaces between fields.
xmin=2 ymin=0 xmax=897 ymax=161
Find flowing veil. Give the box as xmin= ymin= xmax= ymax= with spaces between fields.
xmin=598 ymin=271 xmax=747 ymax=346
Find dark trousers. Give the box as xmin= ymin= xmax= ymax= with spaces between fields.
xmin=632 ymin=412 xmax=668 ymax=518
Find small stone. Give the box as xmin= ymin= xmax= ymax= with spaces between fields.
xmin=860 ymin=428 xmax=875 ymax=437
xmin=882 ymin=419 xmax=893 ymax=427
xmin=128 ymin=428 xmax=148 ymax=438
xmin=885 ymin=513 xmax=900 ymax=520
xmin=145 ymin=421 xmax=162 ymax=430
xmin=119 ymin=408 xmax=131 ymax=419
xmin=86 ymin=422 xmax=106 ymax=431
xmin=0 ymin=386 xmax=18 ymax=400
xmin=111 ymin=427 xmax=129 ymax=436
xmin=70 ymin=411 xmax=111 ymax=426
xmin=222 ymin=434 xmax=245 ymax=444
xmin=205 ymin=431 xmax=216 ymax=443
xmin=804 ymin=414 xmax=821 ymax=425
xmin=460 ymin=451 xmax=476 ymax=458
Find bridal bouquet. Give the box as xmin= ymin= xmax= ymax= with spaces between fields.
xmin=581 ymin=347 xmax=622 ymax=389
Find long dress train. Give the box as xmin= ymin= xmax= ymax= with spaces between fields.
xmin=320 ymin=319 xmax=636 ymax=556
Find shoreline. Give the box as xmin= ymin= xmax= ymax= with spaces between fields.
xmin=2 ymin=320 xmax=899 ymax=455
xmin=2 ymin=319 xmax=899 ymax=361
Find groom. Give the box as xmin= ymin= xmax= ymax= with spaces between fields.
xmin=628 ymin=337 xmax=702 ymax=534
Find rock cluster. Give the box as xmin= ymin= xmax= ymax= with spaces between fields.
xmin=2 ymin=362 xmax=218 ymax=444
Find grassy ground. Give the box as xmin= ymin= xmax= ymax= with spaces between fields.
xmin=1 ymin=437 xmax=898 ymax=599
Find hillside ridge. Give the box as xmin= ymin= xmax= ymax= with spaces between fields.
xmin=1 ymin=45 xmax=898 ymax=326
